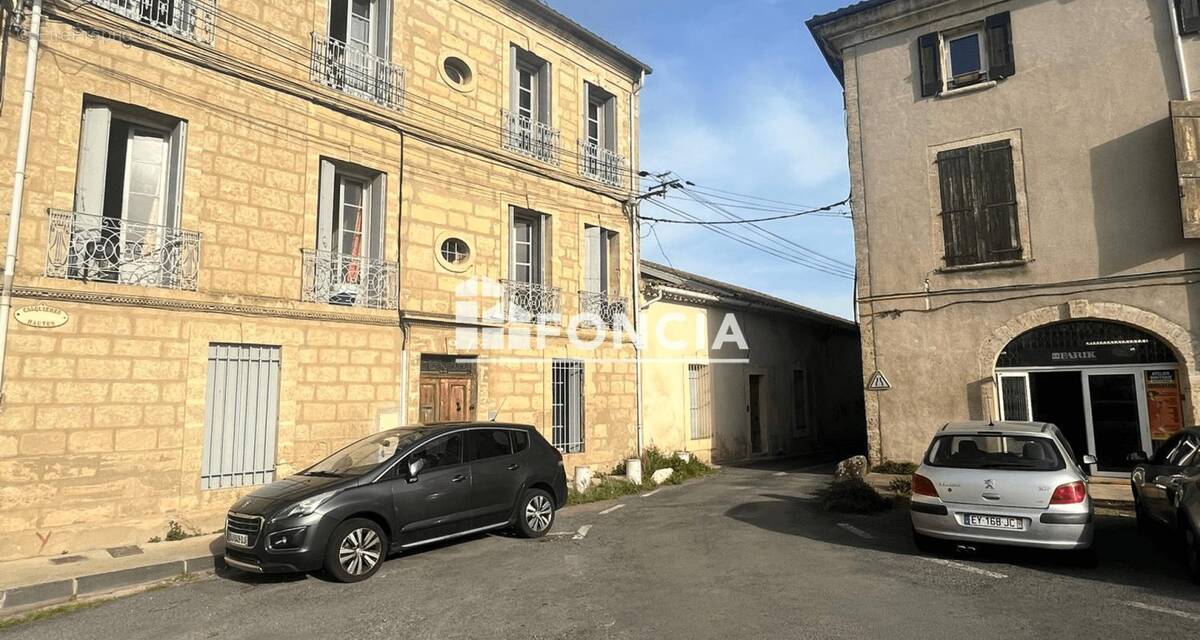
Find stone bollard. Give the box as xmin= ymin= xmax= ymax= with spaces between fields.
xmin=625 ymin=458 xmax=643 ymax=485
xmin=573 ymin=465 xmax=593 ymax=493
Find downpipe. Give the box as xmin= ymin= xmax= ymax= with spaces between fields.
xmin=1169 ymin=0 xmax=1192 ymax=99
xmin=0 ymin=0 xmax=43 ymax=410
xmin=629 ymin=69 xmax=645 ymax=456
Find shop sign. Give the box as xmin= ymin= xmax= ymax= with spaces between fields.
xmin=1146 ymin=369 xmax=1184 ymax=441
xmin=14 ymin=303 xmax=69 ymax=329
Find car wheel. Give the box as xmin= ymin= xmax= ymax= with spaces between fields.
xmin=911 ymin=526 xmax=941 ymax=554
xmin=325 ymin=518 xmax=387 ymax=583
xmin=1184 ymin=523 xmax=1200 ymax=584
xmin=514 ymin=488 xmax=555 ymax=538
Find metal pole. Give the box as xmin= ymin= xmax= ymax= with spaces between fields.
xmin=1169 ymin=0 xmax=1192 ymax=99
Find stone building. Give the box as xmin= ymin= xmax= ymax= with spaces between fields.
xmin=0 ymin=0 xmax=649 ymax=560
xmin=808 ymin=0 xmax=1200 ymax=474
xmin=639 ymin=261 xmax=865 ymax=463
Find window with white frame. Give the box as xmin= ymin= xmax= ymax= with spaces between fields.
xmin=552 ymin=359 xmax=585 ymax=453
xmin=510 ymin=209 xmax=545 ymax=285
xmin=917 ymin=12 xmax=1014 ymax=97
xmin=308 ymin=159 xmax=390 ymax=307
xmin=583 ymin=225 xmax=618 ymax=294
xmin=689 ymin=364 xmax=714 ymax=440
xmin=511 ymin=47 xmax=550 ymax=126
xmin=201 ymin=344 xmax=281 ymax=489
xmin=584 ymin=83 xmax=616 ymax=152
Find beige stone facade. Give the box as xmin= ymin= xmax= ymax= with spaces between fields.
xmin=0 ymin=0 xmax=648 ymax=560
xmin=810 ymin=0 xmax=1200 ymax=469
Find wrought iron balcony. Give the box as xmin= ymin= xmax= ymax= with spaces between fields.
xmin=302 ymin=249 xmax=398 ymax=310
xmin=310 ymin=33 xmax=405 ymax=110
xmin=578 ymin=141 xmax=625 ymax=188
xmin=45 ymin=210 xmax=201 ymax=291
xmin=579 ymin=290 xmax=629 ymax=330
xmin=89 ymin=0 xmax=217 ymax=45
xmin=502 ymin=280 xmax=561 ymax=324
xmin=502 ymin=110 xmax=561 ymax=165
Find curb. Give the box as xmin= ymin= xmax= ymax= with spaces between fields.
xmin=0 ymin=554 xmax=226 ymax=617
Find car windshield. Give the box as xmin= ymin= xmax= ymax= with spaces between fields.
xmin=926 ymin=434 xmax=1065 ymax=471
xmin=301 ymin=428 xmax=429 ymax=477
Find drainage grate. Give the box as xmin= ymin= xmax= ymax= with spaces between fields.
xmin=106 ymin=545 xmax=144 ymax=558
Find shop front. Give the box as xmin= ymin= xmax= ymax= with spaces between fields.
xmin=994 ymin=320 xmax=1185 ymax=477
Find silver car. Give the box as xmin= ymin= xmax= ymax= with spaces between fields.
xmin=911 ymin=421 xmax=1096 ymax=554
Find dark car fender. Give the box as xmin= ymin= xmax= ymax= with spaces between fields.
xmin=317 ymin=482 xmax=399 ymax=549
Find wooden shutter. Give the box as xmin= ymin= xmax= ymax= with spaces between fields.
xmin=936 ymin=148 xmax=978 ymax=266
xmin=917 ymin=32 xmax=942 ymax=97
xmin=75 ymin=104 xmax=112 ymax=217
xmin=985 ymin=12 xmax=1016 ymax=78
xmin=201 ymin=344 xmax=281 ymax=489
xmin=317 ymin=159 xmax=336 ymax=252
xmin=508 ymin=45 xmax=520 ymax=112
xmin=583 ymin=225 xmax=602 ymax=293
xmin=977 ymin=141 xmax=1022 ymax=262
xmin=603 ymin=95 xmax=617 ymax=152
xmin=368 ymin=172 xmax=386 ymax=261
xmin=163 ymin=120 xmax=187 ymax=231
xmin=1172 ymin=100 xmax=1200 ymax=238
xmin=537 ymin=60 xmax=552 ymax=126
xmin=1180 ymin=0 xmax=1200 ymax=35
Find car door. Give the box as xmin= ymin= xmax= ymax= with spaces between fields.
xmin=1143 ymin=434 xmax=1189 ymax=523
xmin=1160 ymin=435 xmax=1200 ymax=527
xmin=390 ymin=433 xmax=473 ymax=545
xmin=465 ymin=428 xmax=525 ymax=525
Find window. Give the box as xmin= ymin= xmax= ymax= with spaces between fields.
xmin=511 ymin=46 xmax=550 ymax=125
xmin=91 ymin=0 xmax=216 ymax=45
xmin=328 ymin=0 xmax=389 ymax=58
xmin=510 ymin=209 xmax=545 ymax=284
xmin=584 ymin=83 xmax=616 ymax=152
xmin=200 ymin=344 xmax=281 ymax=489
xmin=583 ymin=225 xmax=619 ymax=294
xmin=1179 ymin=0 xmax=1200 ymax=35
xmin=440 ymin=238 xmax=470 ymax=265
xmin=511 ymin=430 xmax=530 ymax=453
xmin=551 ymin=360 xmax=585 ymax=453
xmin=443 ymin=56 xmax=472 ymax=87
xmin=793 ymin=370 xmax=810 ymax=437
xmin=312 ymin=0 xmax=402 ymax=109
xmin=918 ymin=12 xmax=1014 ymax=97
xmin=925 ymin=434 xmax=1065 ymax=471
xmin=467 ymin=429 xmax=514 ymax=461
xmin=688 ymin=364 xmax=714 ymax=440
xmin=411 ymin=434 xmax=463 ymax=471
xmin=311 ymin=158 xmax=389 ymax=306
xmin=936 ymin=140 xmax=1022 ymax=268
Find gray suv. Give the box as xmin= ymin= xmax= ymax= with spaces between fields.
xmin=222 ymin=422 xmax=568 ymax=582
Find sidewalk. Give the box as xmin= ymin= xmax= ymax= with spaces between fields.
xmin=0 ymin=534 xmax=226 ymax=616
xmin=866 ymin=472 xmax=1134 ymax=508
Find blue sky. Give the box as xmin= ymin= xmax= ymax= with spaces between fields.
xmin=552 ymin=0 xmax=858 ymax=319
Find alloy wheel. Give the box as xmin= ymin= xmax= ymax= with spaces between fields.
xmin=338 ymin=527 xmax=382 ymax=576
xmin=525 ymin=494 xmax=553 ymax=532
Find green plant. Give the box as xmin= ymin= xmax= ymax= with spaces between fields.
xmin=164 ymin=520 xmax=199 ymax=542
xmin=872 ymin=460 xmax=918 ymax=475
xmin=888 ymin=476 xmax=913 ymax=497
xmin=147 ymin=536 xmax=162 ymax=544
xmin=816 ymin=478 xmax=892 ymax=514
xmin=566 ymin=480 xmax=644 ymax=506
xmin=640 ymin=447 xmax=716 ymax=485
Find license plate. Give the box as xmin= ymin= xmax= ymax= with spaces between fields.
xmin=962 ymin=514 xmax=1024 ymax=530
xmin=226 ymin=531 xmax=249 ymax=547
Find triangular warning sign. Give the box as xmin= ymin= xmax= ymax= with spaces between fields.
xmin=867 ymin=370 xmax=891 ymax=391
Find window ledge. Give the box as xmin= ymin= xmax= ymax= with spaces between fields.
xmin=937 ymin=259 xmax=1027 ymax=274
xmin=937 ymin=80 xmax=997 ymax=99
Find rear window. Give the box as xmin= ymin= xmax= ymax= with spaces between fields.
xmin=926 ymin=434 xmax=1065 ymax=471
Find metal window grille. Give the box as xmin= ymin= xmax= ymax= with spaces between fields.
xmin=301 ymin=249 xmax=398 ymax=310
xmin=201 ymin=344 xmax=281 ymax=489
xmin=45 ymin=210 xmax=201 ymax=291
xmin=502 ymin=109 xmax=561 ymax=164
xmin=310 ymin=32 xmax=406 ymax=110
xmin=578 ymin=140 xmax=624 ymax=187
xmin=551 ymin=359 xmax=584 ymax=453
xmin=688 ymin=364 xmax=714 ymax=439
xmin=90 ymin=0 xmax=218 ymax=45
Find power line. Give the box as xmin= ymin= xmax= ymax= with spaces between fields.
xmin=638 ymin=197 xmax=850 ymax=224
xmin=648 ymin=223 xmax=674 ymax=269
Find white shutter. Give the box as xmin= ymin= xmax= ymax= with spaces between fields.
xmin=163 ymin=120 xmax=187 ymax=230
xmin=317 ymin=159 xmax=337 ymax=252
xmin=200 ymin=344 xmax=281 ymax=489
xmin=75 ymin=105 xmax=113 ymax=216
xmin=583 ymin=225 xmax=601 ymax=293
xmin=368 ymin=172 xmax=386 ymax=261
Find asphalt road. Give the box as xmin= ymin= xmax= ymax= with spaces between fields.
xmin=5 ymin=461 xmax=1199 ymax=639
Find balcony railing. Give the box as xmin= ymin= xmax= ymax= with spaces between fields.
xmin=579 ymin=291 xmax=629 ymax=330
xmin=45 ymin=210 xmax=201 ymax=291
xmin=502 ymin=280 xmax=561 ymax=324
xmin=90 ymin=0 xmax=217 ymax=45
xmin=578 ymin=141 xmax=625 ymax=188
xmin=302 ymin=249 xmax=398 ymax=310
xmin=502 ymin=110 xmax=561 ymax=165
xmin=310 ymin=33 xmax=405 ymax=110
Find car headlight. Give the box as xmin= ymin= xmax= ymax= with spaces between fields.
xmin=273 ymin=490 xmax=339 ymax=522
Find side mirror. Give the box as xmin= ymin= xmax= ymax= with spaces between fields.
xmin=406 ymin=457 xmax=427 ymax=482
xmin=1125 ymin=451 xmax=1149 ymax=464
xmin=1081 ymin=454 xmax=1098 ymax=466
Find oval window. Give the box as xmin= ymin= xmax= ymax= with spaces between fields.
xmin=440 ymin=238 xmax=470 ymax=264
xmin=443 ymin=57 xmax=472 ymax=87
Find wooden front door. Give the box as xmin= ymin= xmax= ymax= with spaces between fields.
xmin=419 ymin=376 xmax=474 ymax=424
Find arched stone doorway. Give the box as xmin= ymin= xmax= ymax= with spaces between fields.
xmin=978 ymin=301 xmax=1198 ymax=476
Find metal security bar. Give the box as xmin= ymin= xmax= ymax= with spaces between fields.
xmin=201 ymin=344 xmax=281 ymax=490
xmin=579 ymin=290 xmax=628 ymax=330
xmin=502 ymin=109 xmax=561 ymax=164
xmin=301 ymin=249 xmax=398 ymax=310
xmin=578 ymin=140 xmax=624 ymax=188
xmin=310 ymin=33 xmax=406 ymax=110
xmin=552 ymin=359 xmax=585 ymax=453
xmin=502 ymin=280 xmax=561 ymax=324
xmin=45 ymin=210 xmax=201 ymax=291
xmin=688 ymin=364 xmax=714 ymax=439
xmin=90 ymin=0 xmax=217 ymax=45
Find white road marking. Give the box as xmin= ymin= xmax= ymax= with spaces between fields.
xmin=641 ymin=489 xmax=662 ymax=498
xmin=837 ymin=523 xmax=874 ymax=539
xmin=545 ymin=532 xmax=574 ymax=537
xmin=773 ymin=472 xmax=787 ymax=476
xmin=919 ymin=557 xmax=1008 ymax=579
xmin=599 ymin=504 xmax=625 ymax=515
xmin=572 ymin=525 xmax=593 ymax=540
xmin=1122 ymin=601 xmax=1200 ymax=621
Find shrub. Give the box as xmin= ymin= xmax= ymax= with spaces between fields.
xmin=566 ymin=449 xmax=716 ymax=504
xmin=164 ymin=520 xmax=199 ymax=542
xmin=888 ymin=476 xmax=913 ymax=497
xmin=641 ymin=448 xmax=716 ymax=485
xmin=872 ymin=460 xmax=918 ymax=475
xmin=816 ymin=478 xmax=892 ymax=514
